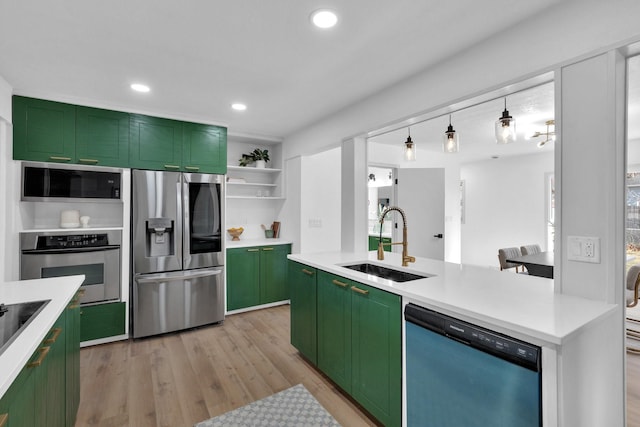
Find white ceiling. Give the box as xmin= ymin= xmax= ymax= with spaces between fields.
xmin=0 ymin=0 xmax=565 ymax=140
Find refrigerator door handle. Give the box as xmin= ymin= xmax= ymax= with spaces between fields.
xmin=136 ymin=268 xmax=222 ymax=284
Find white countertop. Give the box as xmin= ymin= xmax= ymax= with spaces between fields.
xmin=226 ymin=238 xmax=293 ymax=249
xmin=0 ymin=276 xmax=84 ymax=398
xmin=288 ymin=251 xmax=616 ymax=346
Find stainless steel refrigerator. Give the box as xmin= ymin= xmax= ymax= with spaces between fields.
xmin=131 ymin=169 xmax=224 ymax=338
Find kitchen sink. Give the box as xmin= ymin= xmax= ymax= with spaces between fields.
xmin=341 ymin=263 xmax=431 ymax=282
xmin=0 ymin=300 xmax=50 ymax=356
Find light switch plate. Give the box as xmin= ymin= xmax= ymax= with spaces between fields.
xmin=567 ymin=236 xmax=600 ymax=263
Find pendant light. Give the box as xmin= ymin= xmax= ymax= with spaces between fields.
xmin=404 ymin=127 xmax=416 ymax=161
xmin=495 ymin=98 xmax=516 ymax=144
xmin=443 ymin=115 xmax=459 ymax=153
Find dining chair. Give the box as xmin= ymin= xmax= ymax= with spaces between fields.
xmin=497 ymin=247 xmax=524 ymax=273
xmin=626 ymin=265 xmax=640 ymax=354
xmin=520 ymin=244 xmax=542 ymax=256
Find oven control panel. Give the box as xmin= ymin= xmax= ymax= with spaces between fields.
xmin=35 ymin=233 xmax=110 ymax=249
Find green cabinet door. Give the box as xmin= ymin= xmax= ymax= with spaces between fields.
xmin=183 ymin=122 xmax=227 ymax=174
xmin=76 ymin=105 xmax=130 ymax=167
xmin=129 ymin=114 xmax=183 ymax=171
xmin=317 ymin=271 xmax=352 ymax=392
xmin=260 ymin=244 xmax=291 ymax=304
xmin=39 ymin=314 xmax=67 ymax=427
xmin=0 ymin=361 xmax=36 ymax=426
xmin=80 ymin=302 xmax=126 ymax=342
xmin=288 ymin=260 xmax=317 ymax=365
xmin=66 ymin=292 xmax=82 ymax=426
xmin=227 ymin=247 xmax=261 ymax=310
xmin=351 ymin=283 xmax=401 ymax=427
xmin=13 ymin=96 xmax=76 ymax=163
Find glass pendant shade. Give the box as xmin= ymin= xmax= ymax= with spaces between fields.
xmin=404 ymin=130 xmax=416 ymax=161
xmin=495 ymin=99 xmax=516 ymax=144
xmin=443 ymin=117 xmax=459 ymax=153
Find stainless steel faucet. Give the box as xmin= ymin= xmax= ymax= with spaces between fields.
xmin=377 ymin=206 xmax=416 ymax=267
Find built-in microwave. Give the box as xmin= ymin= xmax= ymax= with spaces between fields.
xmin=21 ymin=162 xmax=122 ymax=202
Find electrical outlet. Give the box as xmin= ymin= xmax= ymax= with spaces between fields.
xmin=567 ymin=236 xmax=600 ymax=263
xmin=308 ymin=218 xmax=322 ymax=228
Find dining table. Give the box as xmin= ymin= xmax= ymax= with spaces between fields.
xmin=506 ymin=251 xmax=554 ymax=279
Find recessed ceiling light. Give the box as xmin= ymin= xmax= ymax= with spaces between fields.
xmin=232 ymin=103 xmax=247 ymax=111
xmin=310 ymin=9 xmax=338 ymax=29
xmin=130 ymin=83 xmax=150 ymax=93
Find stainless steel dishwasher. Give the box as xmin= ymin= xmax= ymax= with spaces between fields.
xmin=404 ymin=303 xmax=542 ymax=427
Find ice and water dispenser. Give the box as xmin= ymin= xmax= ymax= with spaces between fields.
xmin=146 ymin=218 xmax=174 ymax=257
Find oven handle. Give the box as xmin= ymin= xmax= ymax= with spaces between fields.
xmin=135 ymin=268 xmax=222 ymax=283
xmin=22 ymin=245 xmax=121 ymax=255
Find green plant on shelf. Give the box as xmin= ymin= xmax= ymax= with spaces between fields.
xmin=239 ymin=148 xmax=270 ymax=166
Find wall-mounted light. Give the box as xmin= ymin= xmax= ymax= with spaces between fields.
xmin=404 ymin=128 xmax=416 ymax=161
xmin=495 ymin=98 xmax=516 ymax=144
xmin=443 ymin=115 xmax=459 ymax=153
xmin=530 ymin=119 xmax=555 ymax=147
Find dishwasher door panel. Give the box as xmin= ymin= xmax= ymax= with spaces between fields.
xmin=132 ymin=267 xmax=224 ymax=338
xmin=406 ymin=320 xmax=541 ymax=427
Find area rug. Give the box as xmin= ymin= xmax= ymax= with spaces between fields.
xmin=194 ymin=384 xmax=341 ymax=427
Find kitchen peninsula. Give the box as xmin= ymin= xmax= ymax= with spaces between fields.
xmin=0 ymin=275 xmax=84 ymax=425
xmin=288 ymin=251 xmax=619 ymax=427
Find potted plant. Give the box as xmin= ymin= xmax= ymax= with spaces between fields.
xmin=239 ymin=148 xmax=270 ymax=168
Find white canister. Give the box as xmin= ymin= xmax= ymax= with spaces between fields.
xmin=60 ymin=210 xmax=80 ymax=228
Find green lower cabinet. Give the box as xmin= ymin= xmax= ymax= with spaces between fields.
xmin=351 ymin=282 xmax=402 ymax=427
xmin=80 ymin=302 xmax=126 ymax=342
xmin=368 ymin=235 xmax=392 ymax=252
xmin=288 ymin=261 xmax=317 ymax=365
xmin=227 ymin=244 xmax=291 ymax=311
xmin=0 ymin=302 xmax=80 ymax=427
xmin=317 ymin=271 xmax=352 ymax=392
xmin=66 ymin=292 xmax=82 ymax=426
xmin=227 ymin=247 xmax=261 ymax=310
xmin=292 ymin=265 xmax=402 ymax=427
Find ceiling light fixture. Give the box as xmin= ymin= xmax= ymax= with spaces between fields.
xmin=495 ymin=98 xmax=516 ymax=144
xmin=443 ymin=114 xmax=459 ymax=153
xmin=130 ymin=83 xmax=150 ymax=93
xmin=404 ymin=127 xmax=416 ymax=161
xmin=310 ymin=9 xmax=338 ymax=29
xmin=231 ymin=103 xmax=247 ymax=111
xmin=530 ymin=119 xmax=555 ymax=147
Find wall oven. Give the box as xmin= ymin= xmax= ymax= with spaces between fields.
xmin=20 ymin=230 xmax=121 ymax=305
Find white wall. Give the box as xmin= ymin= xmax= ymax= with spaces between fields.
xmin=0 ymin=75 xmax=13 ymax=280
xmin=460 ymin=152 xmax=553 ymax=268
xmin=300 ymin=147 xmax=341 ymax=253
xmin=368 ymin=142 xmax=462 ymax=263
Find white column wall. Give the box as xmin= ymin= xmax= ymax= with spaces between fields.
xmin=0 ymin=75 xmax=12 ymax=281
xmin=341 ymin=137 xmax=367 ymax=253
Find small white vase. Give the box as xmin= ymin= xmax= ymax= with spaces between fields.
xmin=254 ymin=160 xmax=266 ymax=169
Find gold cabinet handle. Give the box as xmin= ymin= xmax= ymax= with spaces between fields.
xmin=78 ymin=158 xmax=99 ymax=163
xmin=262 ymin=247 xmax=274 ymax=251
xmin=351 ymin=285 xmax=369 ymax=295
xmin=247 ymin=248 xmax=259 ymax=252
xmin=164 ymin=164 xmax=180 ymax=169
xmin=302 ymin=269 xmax=314 ymax=276
xmin=78 ymin=289 xmax=86 ymax=297
xmin=44 ymin=327 xmax=63 ymax=344
xmin=28 ymin=346 xmax=50 ymax=368
xmin=185 ymin=166 xmax=200 ymax=171
xmin=332 ymin=279 xmax=348 ymax=288
xmin=49 ymin=156 xmax=71 ymax=162
xmin=0 ymin=413 xmax=7 ymax=427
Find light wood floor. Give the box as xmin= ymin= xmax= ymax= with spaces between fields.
xmin=629 ymin=350 xmax=640 ymax=426
xmin=75 ymin=305 xmax=379 ymax=427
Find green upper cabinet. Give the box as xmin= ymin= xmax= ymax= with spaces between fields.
xmin=129 ymin=114 xmax=183 ymax=171
xmin=76 ymin=106 xmax=129 ymax=167
xmin=183 ymin=122 xmax=227 ymax=174
xmin=13 ymin=96 xmax=76 ymax=163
